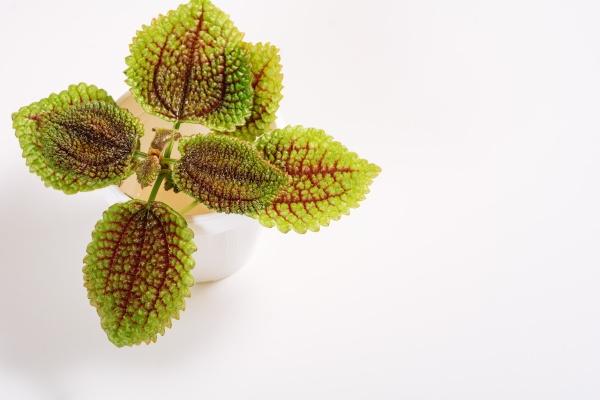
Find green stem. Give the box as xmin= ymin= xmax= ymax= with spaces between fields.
xmin=135 ymin=150 xmax=147 ymax=158
xmin=147 ymin=171 xmax=165 ymax=204
xmin=163 ymin=133 xmax=175 ymax=160
xmin=146 ymin=123 xmax=179 ymax=204
xmin=179 ymin=200 xmax=199 ymax=215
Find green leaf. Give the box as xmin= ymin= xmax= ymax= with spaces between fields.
xmin=135 ymin=154 xmax=161 ymax=188
xmin=173 ymin=134 xmax=287 ymax=214
xmin=225 ymin=42 xmax=283 ymax=141
xmin=126 ymin=0 xmax=253 ymax=130
xmin=254 ymin=126 xmax=381 ymax=233
xmin=12 ymin=84 xmax=143 ymax=194
xmin=83 ymin=201 xmax=196 ymax=347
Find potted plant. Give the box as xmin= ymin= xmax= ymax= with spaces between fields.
xmin=12 ymin=0 xmax=380 ymax=347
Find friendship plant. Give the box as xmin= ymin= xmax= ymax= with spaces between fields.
xmin=12 ymin=0 xmax=380 ymax=347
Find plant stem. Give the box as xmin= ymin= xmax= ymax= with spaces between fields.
xmin=146 ymin=122 xmax=180 ymax=205
xmin=163 ymin=130 xmax=176 ymax=160
xmin=146 ymin=171 xmax=165 ymax=204
xmin=135 ymin=150 xmax=147 ymax=158
xmin=179 ymin=200 xmax=199 ymax=215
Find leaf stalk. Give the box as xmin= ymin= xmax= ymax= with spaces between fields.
xmin=146 ymin=122 xmax=179 ymax=204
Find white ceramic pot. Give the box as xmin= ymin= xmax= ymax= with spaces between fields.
xmin=102 ymin=92 xmax=265 ymax=283
xmin=103 ymin=187 xmax=260 ymax=283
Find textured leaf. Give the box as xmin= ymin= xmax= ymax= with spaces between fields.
xmin=173 ymin=134 xmax=287 ymax=214
xmin=83 ymin=201 xmax=196 ymax=347
xmin=126 ymin=0 xmax=253 ymax=130
xmin=150 ymin=128 xmax=181 ymax=152
xmin=12 ymin=84 xmax=143 ymax=194
xmin=225 ymin=42 xmax=283 ymax=141
xmin=135 ymin=154 xmax=161 ymax=188
xmin=254 ymin=126 xmax=381 ymax=233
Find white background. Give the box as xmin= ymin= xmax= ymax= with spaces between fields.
xmin=1 ymin=0 xmax=599 ymax=399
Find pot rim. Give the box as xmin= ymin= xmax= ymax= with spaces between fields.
xmin=104 ymin=185 xmax=217 ymax=222
xmin=103 ymin=186 xmax=260 ymax=236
